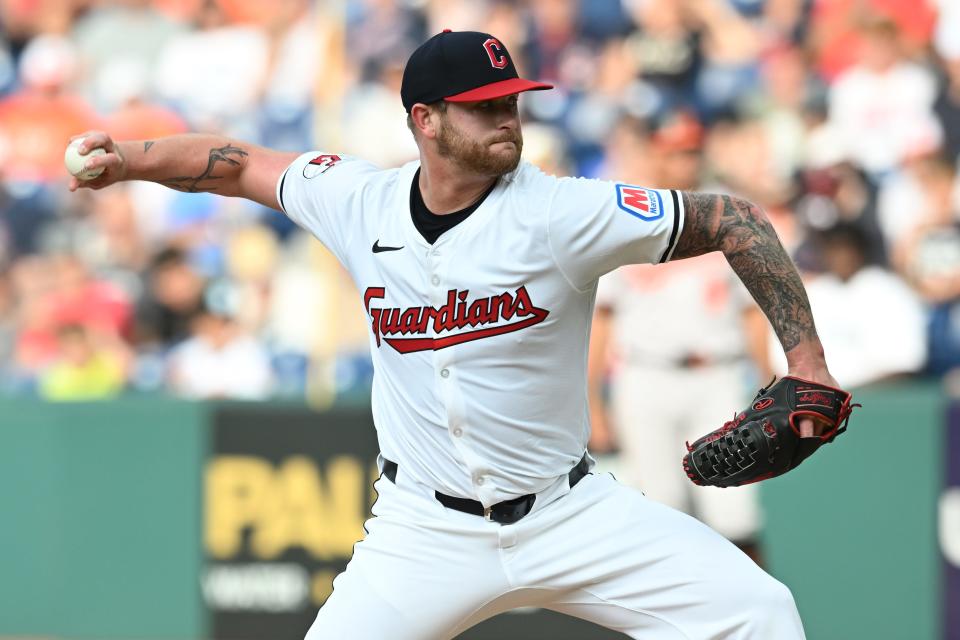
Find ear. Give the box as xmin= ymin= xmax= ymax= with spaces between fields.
xmin=410 ymin=103 xmax=441 ymax=140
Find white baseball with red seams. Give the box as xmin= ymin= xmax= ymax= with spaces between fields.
xmin=277 ymin=153 xmax=807 ymax=639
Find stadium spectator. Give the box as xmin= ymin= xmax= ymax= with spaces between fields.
xmin=255 ymin=0 xmax=319 ymax=151
xmin=792 ymin=158 xmax=884 ymax=269
xmin=877 ymin=148 xmax=952 ymax=259
xmin=153 ymin=0 xmax=271 ymax=132
xmin=134 ymin=246 xmax=206 ymax=348
xmin=770 ymin=223 xmax=927 ymax=387
xmin=753 ymin=43 xmax=825 ymax=185
xmin=221 ymin=224 xmax=279 ymax=335
xmin=827 ymin=16 xmax=941 ymax=178
xmin=809 ymin=0 xmax=937 ymax=82
xmin=623 ymin=0 xmax=703 ymax=116
xmin=10 ymin=253 xmax=131 ymax=388
xmin=99 ymin=59 xmax=190 ymax=143
xmin=0 ymin=34 xmax=100 ymax=260
xmin=166 ymin=296 xmax=273 ymax=400
xmin=341 ymin=60 xmax=419 ymax=167
xmin=71 ymin=0 xmax=187 ymax=113
xmin=0 ymin=34 xmax=100 ymax=183
xmin=889 ymin=154 xmax=960 ymax=374
xmin=39 ymin=323 xmax=127 ymax=401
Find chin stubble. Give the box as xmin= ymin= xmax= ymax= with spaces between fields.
xmin=437 ymin=120 xmax=522 ymax=176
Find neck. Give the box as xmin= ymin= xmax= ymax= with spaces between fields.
xmin=418 ymin=156 xmax=498 ymax=215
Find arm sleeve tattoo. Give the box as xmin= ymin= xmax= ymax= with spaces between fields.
xmin=160 ymin=144 xmax=248 ymax=193
xmin=672 ymin=192 xmax=816 ymax=353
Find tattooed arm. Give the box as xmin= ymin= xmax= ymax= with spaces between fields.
xmin=66 ymin=132 xmax=299 ymax=210
xmin=672 ymin=192 xmax=838 ymax=431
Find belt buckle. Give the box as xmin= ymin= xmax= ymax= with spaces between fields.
xmin=483 ymin=506 xmax=494 ymax=522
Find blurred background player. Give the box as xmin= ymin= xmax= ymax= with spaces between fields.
xmin=588 ymin=112 xmax=770 ymax=560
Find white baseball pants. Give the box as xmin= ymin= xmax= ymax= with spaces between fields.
xmin=305 ymin=469 xmax=804 ymax=639
xmin=610 ymin=364 xmax=762 ymax=542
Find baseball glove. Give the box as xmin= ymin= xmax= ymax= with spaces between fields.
xmin=683 ymin=376 xmax=859 ymax=488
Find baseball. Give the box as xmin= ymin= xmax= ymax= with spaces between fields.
xmin=64 ymin=138 xmax=105 ymax=180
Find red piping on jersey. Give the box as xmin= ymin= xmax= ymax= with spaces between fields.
xmin=364 ymin=286 xmax=550 ymax=353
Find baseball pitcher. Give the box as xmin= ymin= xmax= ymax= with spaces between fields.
xmin=68 ymin=30 xmax=856 ymax=640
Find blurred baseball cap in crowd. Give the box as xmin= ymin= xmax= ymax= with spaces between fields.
xmin=401 ymin=30 xmax=553 ymax=113
xmin=652 ymin=112 xmax=704 ymax=152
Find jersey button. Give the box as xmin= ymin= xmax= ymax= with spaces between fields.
xmin=440 ymin=368 xmax=450 ymax=378
xmin=431 ymin=275 xmax=440 ymax=286
xmin=476 ymin=476 xmax=485 ymax=485
xmin=452 ymin=428 xmax=462 ymax=437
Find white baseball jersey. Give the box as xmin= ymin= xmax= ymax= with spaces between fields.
xmin=276 ymin=153 xmax=684 ymax=506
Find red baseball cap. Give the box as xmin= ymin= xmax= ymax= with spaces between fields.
xmin=400 ymin=30 xmax=553 ymax=113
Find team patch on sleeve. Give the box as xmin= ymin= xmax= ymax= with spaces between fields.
xmin=302 ymin=154 xmax=342 ymax=179
xmin=615 ymin=184 xmax=663 ymax=221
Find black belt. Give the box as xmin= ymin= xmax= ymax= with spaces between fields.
xmin=381 ymin=453 xmax=590 ymax=525
xmin=626 ymin=350 xmax=745 ymax=369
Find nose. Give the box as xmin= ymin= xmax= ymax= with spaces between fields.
xmin=498 ymin=110 xmax=519 ymax=132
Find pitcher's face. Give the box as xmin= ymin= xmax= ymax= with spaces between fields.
xmin=436 ymin=95 xmax=523 ymax=177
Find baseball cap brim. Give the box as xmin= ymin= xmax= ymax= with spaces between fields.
xmin=445 ymin=78 xmax=553 ymax=103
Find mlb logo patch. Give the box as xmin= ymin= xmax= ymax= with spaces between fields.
xmin=615 ymin=184 xmax=663 ymax=221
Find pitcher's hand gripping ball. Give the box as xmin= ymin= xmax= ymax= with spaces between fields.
xmin=683 ymin=377 xmax=859 ymax=487
xmin=64 ymin=138 xmax=105 ymax=181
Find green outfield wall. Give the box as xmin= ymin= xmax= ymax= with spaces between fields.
xmin=0 ymin=382 xmax=947 ymax=640
xmin=0 ymin=399 xmax=208 ymax=640
xmin=762 ymin=381 xmax=944 ymax=640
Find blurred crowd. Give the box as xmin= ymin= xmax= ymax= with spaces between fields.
xmin=0 ymin=0 xmax=957 ymax=403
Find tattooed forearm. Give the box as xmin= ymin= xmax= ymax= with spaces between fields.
xmin=160 ymin=144 xmax=248 ymax=193
xmin=144 ymin=141 xmax=155 ymax=153
xmin=674 ymin=192 xmax=816 ymax=353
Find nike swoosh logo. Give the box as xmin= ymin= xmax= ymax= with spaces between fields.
xmin=372 ymin=240 xmax=404 ymax=253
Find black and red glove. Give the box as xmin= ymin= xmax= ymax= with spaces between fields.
xmin=683 ymin=376 xmax=859 ymax=488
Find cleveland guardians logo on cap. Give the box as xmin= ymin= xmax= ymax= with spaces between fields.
xmin=400 ymin=30 xmax=553 ymax=112
xmin=483 ymin=38 xmax=508 ymax=69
